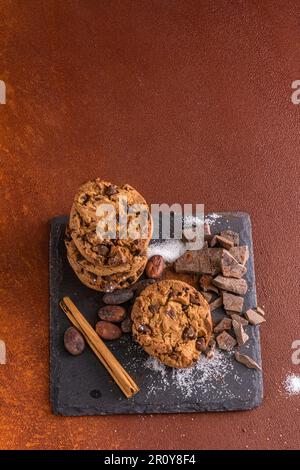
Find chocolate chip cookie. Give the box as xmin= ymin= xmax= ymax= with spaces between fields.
xmin=131 ymin=280 xmax=212 ymax=368
xmin=67 ymin=250 xmax=147 ymax=292
xmin=65 ymin=230 xmax=147 ymax=277
xmin=69 ymin=179 xmax=152 ymax=269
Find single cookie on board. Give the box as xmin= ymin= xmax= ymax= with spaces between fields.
xmin=131 ymin=280 xmax=212 ymax=368
xmin=67 ymin=251 xmax=146 ymax=292
xmin=69 ymin=179 xmax=152 ymax=267
xmin=65 ymin=230 xmax=147 ymax=277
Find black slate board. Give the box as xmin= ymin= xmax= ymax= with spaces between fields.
xmin=50 ymin=212 xmax=263 ymax=415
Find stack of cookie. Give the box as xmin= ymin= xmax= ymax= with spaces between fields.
xmin=65 ymin=179 xmax=152 ymax=292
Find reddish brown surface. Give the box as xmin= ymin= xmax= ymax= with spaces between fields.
xmin=0 ymin=0 xmax=299 ymax=450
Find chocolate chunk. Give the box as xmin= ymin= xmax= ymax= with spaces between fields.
xmin=212 ymin=275 xmax=248 ymax=295
xmin=198 ymin=245 xmax=212 ymax=274
xmin=229 ymin=313 xmax=249 ymax=326
xmin=201 ymin=291 xmax=213 ymax=303
xmin=102 ymin=289 xmax=134 ymax=305
xmin=121 ymin=318 xmax=132 ymax=334
xmin=214 ymin=235 xmax=234 ymax=250
xmin=216 ymin=331 xmax=237 ymax=351
xmin=232 ymin=320 xmax=249 ymax=346
xmin=229 ymin=246 xmax=249 ymax=266
xmin=245 ymin=309 xmax=266 ymax=325
xmin=221 ymin=250 xmax=247 ymax=279
xmin=183 ymin=326 xmax=196 ymax=340
xmin=235 ymin=351 xmax=261 ymax=371
xmin=207 ymin=248 xmax=224 ymax=275
xmin=256 ymin=306 xmax=265 ymax=316
xmin=223 ymin=291 xmax=244 ymax=313
xmin=209 ymin=296 xmax=223 ymax=312
xmin=220 ymin=230 xmax=239 ymax=246
xmin=174 ymin=244 xmax=212 ymax=274
xmin=214 ymin=317 xmax=232 ymax=334
xmin=174 ymin=250 xmax=199 ymax=273
xmin=199 ymin=274 xmax=219 ymax=294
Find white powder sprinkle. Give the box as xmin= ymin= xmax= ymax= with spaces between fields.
xmin=147 ymin=240 xmax=186 ymax=263
xmin=204 ymin=213 xmax=222 ymax=224
xmin=144 ymin=351 xmax=234 ymax=399
xmin=183 ymin=215 xmax=203 ymax=227
xmin=284 ymin=374 xmax=300 ymax=396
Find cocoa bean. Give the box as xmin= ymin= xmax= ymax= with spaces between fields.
xmin=102 ymin=289 xmax=134 ymax=305
xmin=64 ymin=327 xmax=85 ymax=356
xmin=121 ymin=318 xmax=132 ymax=333
xmin=132 ymin=278 xmax=156 ymax=296
xmin=98 ymin=305 xmax=126 ymax=323
xmin=95 ymin=321 xmax=122 ymax=340
xmin=145 ymin=255 xmax=165 ymax=279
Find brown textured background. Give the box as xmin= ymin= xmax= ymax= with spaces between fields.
xmin=0 ymin=0 xmax=299 ymax=450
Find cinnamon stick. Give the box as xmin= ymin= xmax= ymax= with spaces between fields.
xmin=60 ymin=297 xmax=139 ymax=399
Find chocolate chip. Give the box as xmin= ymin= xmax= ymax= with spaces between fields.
xmin=196 ymin=337 xmax=206 ymax=352
xmin=98 ymin=244 xmax=109 ymax=256
xmin=190 ymin=294 xmax=200 ymax=305
xmin=82 ymin=195 xmax=90 ymax=205
xmin=148 ymin=304 xmax=159 ymax=314
xmin=138 ymin=324 xmax=152 ymax=334
xmin=183 ymin=326 xmax=196 ymax=340
xmin=106 ymin=185 xmax=117 ymax=196
xmin=182 ymin=305 xmax=189 ymax=312
xmin=166 ymin=308 xmax=176 ymax=319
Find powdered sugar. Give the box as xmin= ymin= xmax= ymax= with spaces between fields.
xmin=144 ymin=350 xmax=235 ymax=399
xmin=205 ymin=213 xmax=222 ymax=224
xmin=183 ymin=215 xmax=203 ymax=227
xmin=284 ymin=374 xmax=300 ymax=396
xmin=147 ymin=240 xmax=186 ymax=263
